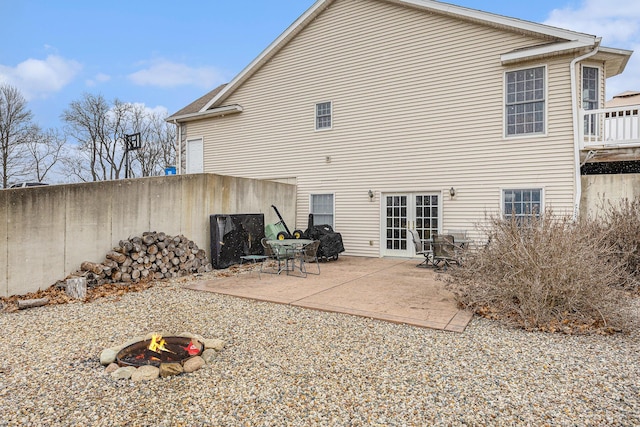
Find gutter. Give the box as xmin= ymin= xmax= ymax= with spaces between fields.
xmin=570 ymin=38 xmax=601 ymax=220
xmin=169 ymin=104 xmax=243 ymax=123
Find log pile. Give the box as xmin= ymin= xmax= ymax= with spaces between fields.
xmin=76 ymin=232 xmax=212 ymax=286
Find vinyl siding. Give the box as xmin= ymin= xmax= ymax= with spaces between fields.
xmin=185 ymin=0 xmax=581 ymax=257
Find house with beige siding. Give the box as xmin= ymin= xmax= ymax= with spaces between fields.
xmin=167 ymin=0 xmax=633 ymax=258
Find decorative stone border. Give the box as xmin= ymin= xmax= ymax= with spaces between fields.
xmin=99 ymin=332 xmax=225 ymax=381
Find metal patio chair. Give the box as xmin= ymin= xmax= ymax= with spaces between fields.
xmin=408 ymin=229 xmax=434 ymax=268
xmin=260 ymin=238 xmax=286 ymax=274
xmin=431 ymin=234 xmax=461 ymax=271
xmin=287 ymin=240 xmax=321 ymax=278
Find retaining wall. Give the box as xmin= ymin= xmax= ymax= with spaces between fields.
xmin=1 ymin=174 xmax=296 ymax=297
xmin=580 ymin=173 xmax=640 ymax=218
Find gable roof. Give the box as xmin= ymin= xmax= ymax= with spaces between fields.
xmin=169 ymin=0 xmax=632 ymax=123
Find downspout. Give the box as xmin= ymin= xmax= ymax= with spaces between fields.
xmin=173 ymin=119 xmax=181 ymax=175
xmin=570 ymin=38 xmax=601 ymax=220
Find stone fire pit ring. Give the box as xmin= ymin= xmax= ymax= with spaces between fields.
xmin=100 ymin=332 xmax=225 ymax=381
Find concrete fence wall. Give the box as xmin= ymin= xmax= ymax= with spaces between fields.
xmin=1 ymin=174 xmax=296 ymax=297
xmin=580 ymin=173 xmax=640 ymax=218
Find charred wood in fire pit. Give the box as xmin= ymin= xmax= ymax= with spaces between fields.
xmin=116 ymin=337 xmax=203 ymax=368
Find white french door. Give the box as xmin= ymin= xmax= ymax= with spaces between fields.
xmin=383 ymin=193 xmax=439 ymax=257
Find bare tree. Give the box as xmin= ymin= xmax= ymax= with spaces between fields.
xmin=24 ymin=127 xmax=67 ymax=182
xmin=62 ymin=93 xmax=125 ymax=181
xmin=0 ymin=84 xmax=33 ymax=188
xmin=62 ymin=94 xmax=176 ymax=181
xmin=132 ymin=110 xmax=177 ymax=177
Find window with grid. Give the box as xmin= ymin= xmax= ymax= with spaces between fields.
xmin=310 ymin=194 xmax=334 ymax=228
xmin=503 ymin=189 xmax=541 ymax=221
xmin=506 ymin=67 xmax=545 ymax=136
xmin=315 ymin=102 xmax=332 ymax=130
xmin=582 ymin=66 xmax=599 ymax=135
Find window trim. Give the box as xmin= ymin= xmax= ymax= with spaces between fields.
xmin=314 ymin=101 xmax=333 ymax=131
xmin=503 ymin=65 xmax=548 ymax=139
xmin=500 ymin=187 xmax=544 ymax=220
xmin=309 ymin=192 xmax=335 ymax=228
xmin=581 ymin=64 xmax=600 ymax=136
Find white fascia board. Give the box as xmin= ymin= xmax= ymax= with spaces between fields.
xmin=200 ymin=0 xmax=331 ymax=112
xmin=170 ymin=105 xmax=243 ymax=123
xmin=501 ymin=40 xmax=594 ymax=64
xmin=400 ymin=0 xmax=596 ymax=44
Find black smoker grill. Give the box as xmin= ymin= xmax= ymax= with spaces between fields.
xmin=304 ymin=214 xmax=345 ymax=261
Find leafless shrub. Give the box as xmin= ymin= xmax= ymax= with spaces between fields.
xmin=447 ymin=210 xmax=636 ymax=334
xmin=596 ymin=197 xmax=640 ymax=292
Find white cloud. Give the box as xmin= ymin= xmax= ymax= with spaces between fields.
xmin=86 ymin=72 xmax=111 ymax=87
xmin=130 ymin=102 xmax=169 ymax=118
xmin=0 ymin=55 xmax=82 ymax=99
xmin=543 ymin=0 xmax=640 ymax=98
xmin=128 ymin=59 xmax=225 ymax=89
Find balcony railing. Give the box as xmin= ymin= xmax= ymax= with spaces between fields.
xmin=580 ymin=105 xmax=640 ymax=149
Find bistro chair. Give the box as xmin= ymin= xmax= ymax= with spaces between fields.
xmin=287 ymin=240 xmax=321 ymax=278
xmin=408 ymin=229 xmax=434 ymax=268
xmin=260 ymin=238 xmax=285 ymax=274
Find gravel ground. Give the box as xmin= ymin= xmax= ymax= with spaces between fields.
xmin=0 ymin=272 xmax=638 ymax=427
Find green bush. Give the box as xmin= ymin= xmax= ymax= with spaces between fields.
xmin=447 ymin=210 xmax=637 ymax=334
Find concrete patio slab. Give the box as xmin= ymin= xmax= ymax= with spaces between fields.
xmin=185 ymin=256 xmax=473 ymax=332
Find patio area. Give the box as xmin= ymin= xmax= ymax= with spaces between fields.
xmin=185 ymin=256 xmax=473 ymax=332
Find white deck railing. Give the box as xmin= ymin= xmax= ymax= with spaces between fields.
xmin=580 ymin=105 xmax=640 ymax=149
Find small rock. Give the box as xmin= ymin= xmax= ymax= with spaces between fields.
xmin=111 ymin=366 xmax=137 ymax=380
xmin=183 ymin=356 xmax=205 ymax=373
xmin=99 ymin=348 xmax=117 ymax=366
xmin=159 ymin=362 xmax=183 ymax=378
xmin=104 ymin=363 xmax=119 ymax=374
xmin=131 ymin=365 xmax=159 ymax=381
xmin=201 ymin=349 xmax=217 ymax=364
xmin=203 ymin=338 xmax=225 ymax=351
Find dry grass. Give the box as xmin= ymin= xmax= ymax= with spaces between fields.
xmin=447 ymin=209 xmax=638 ymax=334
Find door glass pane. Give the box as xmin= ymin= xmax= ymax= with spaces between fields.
xmin=415 ymin=194 xmax=439 ymax=243
xmin=385 ymin=195 xmax=407 ymax=252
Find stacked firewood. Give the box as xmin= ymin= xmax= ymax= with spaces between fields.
xmin=78 ymin=232 xmax=212 ymax=286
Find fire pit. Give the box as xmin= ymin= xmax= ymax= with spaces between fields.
xmin=116 ymin=334 xmax=203 ymax=368
xmin=101 ymin=332 xmax=225 ymax=381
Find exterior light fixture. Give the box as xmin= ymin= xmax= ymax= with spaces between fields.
xmin=368 ymin=189 xmax=374 ymax=200
xmin=449 ymin=187 xmax=456 ymax=197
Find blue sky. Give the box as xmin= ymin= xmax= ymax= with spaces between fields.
xmin=1 ymin=0 xmax=639 ymax=130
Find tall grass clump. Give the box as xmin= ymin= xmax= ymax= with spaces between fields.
xmin=447 ymin=210 xmax=636 ymax=334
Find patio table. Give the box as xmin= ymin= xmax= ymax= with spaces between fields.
xmin=267 ymin=239 xmax=313 ymax=274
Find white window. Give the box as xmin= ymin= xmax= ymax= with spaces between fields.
xmin=582 ymin=66 xmax=599 ymax=135
xmin=503 ymin=189 xmax=542 ymax=221
xmin=505 ymin=66 xmax=545 ymax=136
xmin=310 ymin=193 xmax=334 ymax=228
xmin=315 ymin=102 xmax=332 ymax=130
